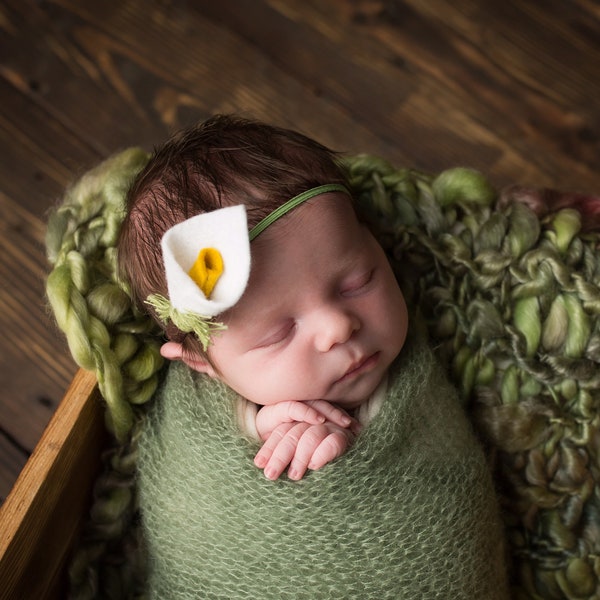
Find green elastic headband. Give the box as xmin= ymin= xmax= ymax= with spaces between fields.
xmin=249 ymin=183 xmax=350 ymax=241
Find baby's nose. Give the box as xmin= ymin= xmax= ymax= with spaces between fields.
xmin=314 ymin=307 xmax=360 ymax=352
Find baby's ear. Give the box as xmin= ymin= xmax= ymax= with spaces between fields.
xmin=160 ymin=341 xmax=218 ymax=377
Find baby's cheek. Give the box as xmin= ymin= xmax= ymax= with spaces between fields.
xmin=382 ymin=290 xmax=409 ymax=354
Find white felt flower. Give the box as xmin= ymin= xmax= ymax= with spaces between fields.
xmin=161 ymin=204 xmax=251 ymax=316
xmin=146 ymin=205 xmax=251 ymax=349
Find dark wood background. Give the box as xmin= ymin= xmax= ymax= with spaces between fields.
xmin=1 ymin=0 xmax=599 ymax=503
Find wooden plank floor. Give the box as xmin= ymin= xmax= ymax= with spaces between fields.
xmin=1 ymin=0 xmax=599 ymax=503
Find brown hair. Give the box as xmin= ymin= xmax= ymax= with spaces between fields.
xmin=118 ymin=114 xmax=349 ymax=357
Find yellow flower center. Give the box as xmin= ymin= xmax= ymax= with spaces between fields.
xmin=188 ymin=248 xmax=224 ymax=298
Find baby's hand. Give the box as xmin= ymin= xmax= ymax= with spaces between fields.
xmin=254 ymin=417 xmax=356 ymax=481
xmin=255 ymin=399 xmax=355 ymax=440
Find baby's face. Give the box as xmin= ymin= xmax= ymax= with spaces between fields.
xmin=207 ymin=193 xmax=408 ymax=409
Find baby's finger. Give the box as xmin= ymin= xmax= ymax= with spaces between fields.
xmin=284 ymin=401 xmax=327 ymax=425
xmin=305 ymin=400 xmax=353 ymax=428
xmin=286 ymin=425 xmax=332 ymax=481
xmin=262 ymin=422 xmax=311 ymax=480
xmin=253 ymin=422 xmax=295 ymax=469
xmin=307 ymin=431 xmax=349 ymax=471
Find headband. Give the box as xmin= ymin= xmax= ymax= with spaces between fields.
xmin=146 ymin=183 xmax=350 ymax=349
xmin=249 ymin=183 xmax=349 ymax=241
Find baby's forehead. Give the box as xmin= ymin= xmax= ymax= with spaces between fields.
xmin=248 ymin=199 xmax=368 ymax=287
xmin=254 ymin=193 xmax=360 ymax=246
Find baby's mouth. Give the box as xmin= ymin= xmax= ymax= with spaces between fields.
xmin=335 ymin=352 xmax=380 ymax=384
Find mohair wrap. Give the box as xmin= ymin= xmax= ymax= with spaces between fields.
xmin=138 ymin=334 xmax=509 ymax=599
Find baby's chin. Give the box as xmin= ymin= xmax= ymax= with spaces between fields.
xmin=328 ymin=373 xmax=388 ymax=410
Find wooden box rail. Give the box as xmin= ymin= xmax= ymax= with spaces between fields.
xmin=0 ymin=369 xmax=106 ymax=599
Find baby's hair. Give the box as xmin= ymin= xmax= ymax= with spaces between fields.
xmin=118 ymin=114 xmax=349 ymax=358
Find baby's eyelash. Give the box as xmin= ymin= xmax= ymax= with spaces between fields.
xmin=256 ymin=321 xmax=295 ymax=349
xmin=341 ymin=269 xmax=374 ymax=296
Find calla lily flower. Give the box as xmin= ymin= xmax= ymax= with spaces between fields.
xmin=145 ymin=205 xmax=251 ymax=350
xmin=161 ymin=204 xmax=251 ymax=317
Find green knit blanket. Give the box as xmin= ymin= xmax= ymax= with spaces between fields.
xmin=138 ymin=334 xmax=509 ymax=599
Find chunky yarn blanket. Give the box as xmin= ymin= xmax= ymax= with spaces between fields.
xmin=138 ymin=334 xmax=509 ymax=599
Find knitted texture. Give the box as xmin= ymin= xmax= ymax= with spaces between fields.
xmin=139 ymin=335 xmax=509 ymax=599
xmin=45 ymin=147 xmax=162 ymax=441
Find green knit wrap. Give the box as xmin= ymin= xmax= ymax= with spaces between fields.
xmin=138 ymin=334 xmax=509 ymax=599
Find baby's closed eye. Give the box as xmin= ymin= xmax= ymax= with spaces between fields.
xmin=340 ymin=268 xmax=375 ymax=297
xmin=254 ymin=319 xmax=296 ymax=349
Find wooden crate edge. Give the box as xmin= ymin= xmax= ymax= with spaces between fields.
xmin=0 ymin=369 xmax=106 ymax=599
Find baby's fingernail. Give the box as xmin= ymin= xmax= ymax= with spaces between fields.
xmin=264 ymin=466 xmax=277 ymax=480
xmin=254 ymin=455 xmax=266 ymax=468
xmin=341 ymin=416 xmax=352 ymax=425
xmin=288 ymin=468 xmax=300 ymax=480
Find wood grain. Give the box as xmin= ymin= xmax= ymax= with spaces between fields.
xmin=0 ymin=369 xmax=105 ymax=600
